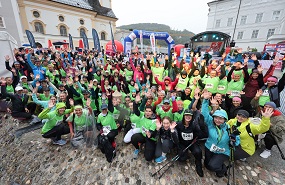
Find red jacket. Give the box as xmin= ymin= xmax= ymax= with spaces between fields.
xmin=155 ymin=76 xmax=179 ymax=91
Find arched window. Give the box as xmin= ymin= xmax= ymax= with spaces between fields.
xmin=60 ymin=25 xmax=67 ymax=36
xmin=101 ymin=32 xmax=106 ymax=40
xmin=34 ymin=22 xmax=44 ymax=34
xmin=80 ymin=28 xmax=86 ymax=37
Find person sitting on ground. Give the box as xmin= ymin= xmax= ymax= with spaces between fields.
xmin=201 ymin=91 xmax=240 ymax=178
xmin=131 ymin=94 xmax=157 ymax=161
xmin=39 ymin=99 xmax=74 ymax=145
xmin=67 ymin=99 xmax=94 ymax=147
xmin=251 ymin=102 xmax=285 ymax=159
xmin=154 ymin=116 xmax=179 ymax=164
xmin=175 ymin=109 xmax=208 ymax=177
xmin=227 ymin=108 xmax=274 ymax=161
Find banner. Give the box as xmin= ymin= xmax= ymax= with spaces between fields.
xmin=140 ymin=30 xmax=143 ymax=53
xmin=150 ymin=33 xmax=156 ymax=53
xmin=109 ymin=22 xmax=116 ymax=53
xmin=92 ymin=28 xmax=101 ymax=52
xmin=69 ymin=34 xmax=74 ymax=50
xmin=81 ymin=31 xmax=89 ymax=50
xmin=25 ymin=30 xmax=37 ymax=48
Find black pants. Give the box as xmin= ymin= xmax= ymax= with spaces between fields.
xmin=233 ymin=145 xmax=250 ymax=160
xmin=178 ymin=142 xmax=202 ymax=162
xmin=106 ymin=130 xmax=118 ymax=143
xmin=155 ymin=138 xmax=174 ymax=158
xmin=27 ymin=102 xmax=37 ymax=115
xmin=264 ymin=133 xmax=277 ymax=150
xmin=42 ymin=123 xmax=70 ymax=140
xmin=204 ymin=147 xmax=229 ymax=175
xmin=131 ymin=133 xmax=156 ymax=161
xmin=12 ymin=112 xmax=32 ymax=119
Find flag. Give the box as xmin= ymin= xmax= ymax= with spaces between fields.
xmin=150 ymin=33 xmax=156 ymax=53
xmin=92 ymin=28 xmax=101 ymax=52
xmin=25 ymin=30 xmax=37 ymax=48
xmin=140 ymin=30 xmax=143 ymax=54
xmin=69 ymin=34 xmax=74 ymax=50
xmin=81 ymin=31 xmax=89 ymax=50
xmin=109 ymin=22 xmax=116 ymax=54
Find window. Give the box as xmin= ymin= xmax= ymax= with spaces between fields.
xmin=33 ymin=11 xmax=40 ymax=18
xmin=0 ymin=16 xmax=5 ymax=28
xmin=79 ymin=19 xmax=84 ymax=25
xmin=80 ymin=28 xmax=86 ymax=37
xmin=215 ymin=19 xmax=221 ymax=28
xmin=237 ymin=31 xmax=243 ymax=39
xmin=34 ymin=22 xmax=44 ymax=34
xmin=255 ymin=13 xmax=263 ymax=23
xmin=267 ymin=29 xmax=275 ymax=38
xmin=272 ymin=11 xmax=281 ymax=20
xmin=60 ymin=25 xmax=67 ymax=36
xmin=240 ymin=16 xmax=247 ymax=25
xmin=101 ymin=32 xmax=106 ymax=40
xmin=251 ymin=30 xmax=259 ymax=38
xmin=227 ymin=18 xmax=233 ymax=26
xmin=59 ymin=16 xmax=64 ymax=22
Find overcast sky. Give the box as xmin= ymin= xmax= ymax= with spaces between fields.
xmin=112 ymin=0 xmax=211 ymax=34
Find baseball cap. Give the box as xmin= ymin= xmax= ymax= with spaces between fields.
xmin=184 ymin=109 xmax=194 ymax=115
xmin=15 ymin=86 xmax=23 ymax=91
xmin=163 ymin=99 xmax=170 ymax=104
xmin=101 ymin=104 xmax=108 ymax=110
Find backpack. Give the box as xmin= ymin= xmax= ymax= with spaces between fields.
xmin=98 ymin=134 xmax=116 ymax=163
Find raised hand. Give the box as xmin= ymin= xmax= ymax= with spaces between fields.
xmin=35 ymin=74 xmax=40 ymax=80
xmin=220 ymin=60 xmax=225 ymax=66
xmin=244 ymin=57 xmax=249 ymax=66
xmin=202 ymin=90 xmax=211 ymax=100
xmin=210 ymin=97 xmax=218 ymax=105
xmin=156 ymin=119 xmax=162 ymax=130
xmin=261 ymin=107 xmax=274 ymax=118
xmin=69 ymin=99 xmax=74 ymax=106
xmin=257 ymin=66 xmax=263 ymax=73
xmin=273 ymin=55 xmax=279 ymax=66
xmin=5 ymin=55 xmax=10 ymax=61
xmin=86 ymin=98 xmax=91 ymax=107
xmin=251 ymin=54 xmax=257 ymax=61
xmin=170 ymin=121 xmax=177 ymax=131
xmin=48 ymin=101 xmax=55 ymax=109
xmin=135 ymin=93 xmax=141 ymax=103
xmin=194 ymin=87 xmax=201 ymax=95
xmin=222 ymin=52 xmax=226 ymax=59
xmin=11 ymin=68 xmax=16 ymax=74
xmin=255 ymin=89 xmax=263 ymax=98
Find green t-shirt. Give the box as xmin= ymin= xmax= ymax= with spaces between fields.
xmin=97 ymin=111 xmax=117 ymax=130
xmin=39 ymin=94 xmax=51 ymax=101
xmin=66 ymin=109 xmax=92 ymax=130
xmin=177 ymin=76 xmax=189 ymax=90
xmin=140 ymin=117 xmax=157 ymax=141
xmin=174 ymin=110 xmax=184 ymax=122
xmin=217 ymin=78 xmax=228 ymax=95
xmin=152 ymin=67 xmax=164 ymax=84
xmin=203 ymin=77 xmax=220 ymax=94
xmin=6 ymin=85 xmax=14 ymax=94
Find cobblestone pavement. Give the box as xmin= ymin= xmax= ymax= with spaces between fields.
xmin=1 ymin=116 xmax=285 ymax=185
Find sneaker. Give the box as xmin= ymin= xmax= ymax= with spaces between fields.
xmin=239 ymin=158 xmax=247 ymax=162
xmin=155 ymin=156 xmax=167 ymax=163
xmin=260 ymin=149 xmax=271 ymax=158
xmin=53 ymin=139 xmax=67 ymax=146
xmin=133 ymin=149 xmax=140 ymax=159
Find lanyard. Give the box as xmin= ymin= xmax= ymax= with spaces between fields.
xmin=215 ymin=126 xmax=224 ymax=143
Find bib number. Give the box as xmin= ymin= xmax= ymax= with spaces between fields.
xmin=181 ymin=132 xmax=193 ymax=141
xmin=210 ymin=144 xmax=225 ymax=153
xmin=217 ymin=85 xmax=225 ymax=91
xmin=103 ymin=126 xmax=111 ymax=135
xmin=141 ymin=126 xmax=149 ymax=135
xmin=113 ymin=114 xmax=119 ymax=120
xmin=206 ymin=83 xmax=214 ymax=89
xmin=131 ymin=123 xmax=136 ymax=129
xmin=231 ymin=90 xmax=240 ymax=97
xmin=262 ymin=90 xmax=269 ymax=96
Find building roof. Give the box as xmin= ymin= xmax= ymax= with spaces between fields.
xmin=207 ymin=0 xmax=225 ymax=5
xmin=50 ymin=0 xmax=117 ymax=19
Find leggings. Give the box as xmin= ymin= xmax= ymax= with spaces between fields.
xmin=177 ymin=142 xmax=202 ymax=162
xmin=155 ymin=138 xmax=174 ymax=158
xmin=131 ymin=133 xmax=156 ymax=161
xmin=204 ymin=147 xmax=229 ymax=176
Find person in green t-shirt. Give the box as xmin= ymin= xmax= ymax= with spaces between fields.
xmin=131 ymin=94 xmax=157 ymax=161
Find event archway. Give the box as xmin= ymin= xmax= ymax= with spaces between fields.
xmin=124 ymin=30 xmax=175 ymax=55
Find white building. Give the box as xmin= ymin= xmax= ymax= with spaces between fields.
xmin=2 ymin=0 xmax=117 ymax=49
xmin=206 ymin=0 xmax=285 ymax=51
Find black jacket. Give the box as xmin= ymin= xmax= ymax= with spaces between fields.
xmin=1 ymin=85 xmax=29 ymax=113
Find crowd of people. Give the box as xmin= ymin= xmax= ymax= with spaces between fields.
xmin=0 ymin=46 xmax=285 ymax=178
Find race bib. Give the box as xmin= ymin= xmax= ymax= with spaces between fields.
xmin=217 ymin=85 xmax=225 ymax=91
xmin=262 ymin=90 xmax=269 ymax=96
xmin=181 ymin=132 xmax=193 ymax=141
xmin=103 ymin=125 xmax=111 ymax=135
xmin=206 ymin=83 xmax=214 ymax=89
xmin=126 ymin=76 xmax=132 ymax=81
xmin=210 ymin=144 xmax=225 ymax=153
xmin=179 ymin=78 xmax=185 ymax=84
xmin=141 ymin=126 xmax=149 ymax=134
xmin=189 ymin=84 xmax=194 ymax=89
xmin=131 ymin=123 xmax=136 ymax=129
xmin=231 ymin=90 xmax=240 ymax=97
xmin=113 ymin=114 xmax=119 ymax=120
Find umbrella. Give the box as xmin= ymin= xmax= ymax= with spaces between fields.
xmin=52 ymin=41 xmax=69 ymax=45
xmin=22 ymin=44 xmax=31 ymax=47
